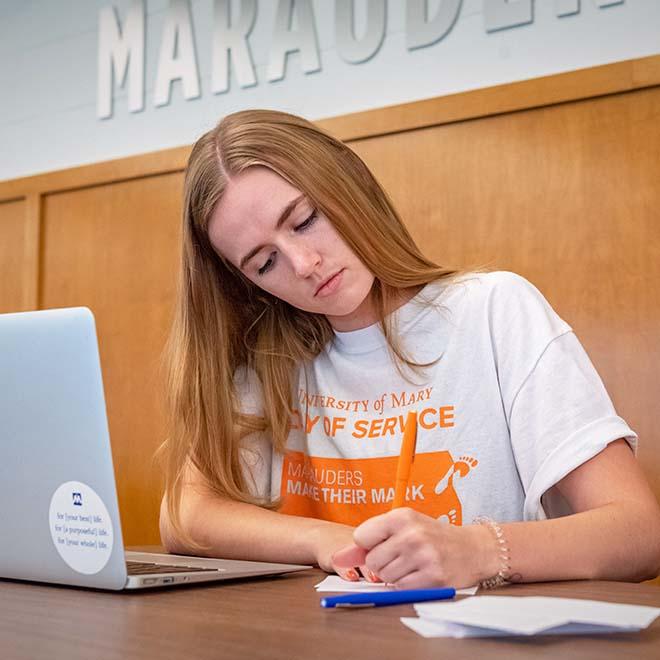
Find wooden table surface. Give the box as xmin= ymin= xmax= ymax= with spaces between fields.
xmin=2 ymin=566 xmax=659 ymax=660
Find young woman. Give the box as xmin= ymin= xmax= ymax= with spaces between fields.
xmin=159 ymin=109 xmax=660 ymax=589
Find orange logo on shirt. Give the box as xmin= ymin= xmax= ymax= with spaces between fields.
xmin=278 ymin=451 xmax=478 ymax=527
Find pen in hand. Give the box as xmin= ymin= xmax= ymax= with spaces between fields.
xmin=392 ymin=411 xmax=417 ymax=509
xmin=332 ymin=410 xmax=419 ymax=577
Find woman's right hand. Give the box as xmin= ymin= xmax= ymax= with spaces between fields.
xmin=312 ymin=521 xmax=381 ymax=583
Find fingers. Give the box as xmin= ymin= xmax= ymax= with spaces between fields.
xmin=333 ymin=538 xmax=403 ymax=584
xmin=353 ymin=507 xmax=418 ymax=550
xmin=332 ymin=543 xmax=367 ymax=568
xmin=334 ymin=566 xmax=360 ymax=581
xmin=331 ymin=544 xmax=382 ymax=582
xmin=333 ymin=509 xmax=431 ymax=585
xmin=331 ymin=544 xmax=365 ymax=582
xmin=371 ymin=554 xmax=414 ymax=585
xmin=388 ymin=570 xmax=429 ymax=590
xmin=360 ymin=534 xmax=398 ymax=575
xmin=360 ymin=565 xmax=382 ymax=583
xmin=333 ymin=565 xmax=381 ymax=582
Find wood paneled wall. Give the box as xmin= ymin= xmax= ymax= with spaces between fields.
xmin=0 ymin=199 xmax=28 ymax=313
xmin=40 ymin=176 xmax=182 ymax=544
xmin=0 ymin=195 xmax=39 ymax=313
xmin=1 ymin=56 xmax=659 ymax=555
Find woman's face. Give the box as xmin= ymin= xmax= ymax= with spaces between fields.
xmin=208 ymin=166 xmax=376 ymax=331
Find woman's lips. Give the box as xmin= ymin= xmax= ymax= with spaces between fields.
xmin=315 ymin=270 xmax=344 ymax=297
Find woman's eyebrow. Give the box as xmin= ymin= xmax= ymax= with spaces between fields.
xmin=239 ymin=194 xmax=306 ymax=269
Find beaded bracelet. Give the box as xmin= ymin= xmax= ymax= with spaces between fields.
xmin=473 ymin=515 xmax=511 ymax=589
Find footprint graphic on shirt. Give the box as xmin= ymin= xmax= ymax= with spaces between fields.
xmin=437 ymin=508 xmax=458 ymax=525
xmin=434 ymin=455 xmax=478 ymax=496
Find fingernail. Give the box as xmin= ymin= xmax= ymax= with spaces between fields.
xmin=347 ymin=569 xmax=359 ymax=580
xmin=366 ymin=569 xmax=380 ymax=582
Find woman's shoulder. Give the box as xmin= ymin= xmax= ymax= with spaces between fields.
xmin=427 ymin=270 xmax=541 ymax=306
xmin=429 ymin=270 xmax=569 ymax=330
xmin=446 ymin=269 xmax=535 ymax=292
xmin=467 ymin=270 xmax=559 ymax=311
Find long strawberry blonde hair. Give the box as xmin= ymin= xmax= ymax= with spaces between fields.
xmin=160 ymin=109 xmax=461 ymax=549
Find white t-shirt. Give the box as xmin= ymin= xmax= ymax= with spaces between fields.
xmin=237 ymin=271 xmax=636 ymax=527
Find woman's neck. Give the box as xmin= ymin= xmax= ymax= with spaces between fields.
xmin=327 ymin=284 xmax=425 ymax=332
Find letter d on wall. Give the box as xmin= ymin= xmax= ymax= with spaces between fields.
xmin=484 ymin=0 xmax=533 ymax=33
xmin=407 ymin=0 xmax=462 ymax=51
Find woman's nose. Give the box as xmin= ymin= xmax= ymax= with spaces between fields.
xmin=290 ymin=245 xmax=321 ymax=278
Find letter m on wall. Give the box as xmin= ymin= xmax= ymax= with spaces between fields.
xmin=97 ymin=1 xmax=146 ymax=119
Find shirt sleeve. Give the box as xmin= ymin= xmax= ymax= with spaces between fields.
xmin=509 ymin=331 xmax=637 ymax=520
xmin=233 ymin=366 xmax=273 ymax=500
xmin=485 ymin=272 xmax=637 ymax=521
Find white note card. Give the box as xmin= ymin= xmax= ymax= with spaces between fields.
xmin=402 ymin=595 xmax=660 ymax=638
xmin=314 ymin=576 xmax=478 ymax=596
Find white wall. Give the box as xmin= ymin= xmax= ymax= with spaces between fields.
xmin=1 ymin=0 xmax=658 ymax=181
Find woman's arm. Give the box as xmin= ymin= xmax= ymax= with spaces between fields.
xmin=159 ymin=461 xmax=372 ymax=579
xmin=501 ymin=438 xmax=660 ymax=582
xmin=333 ymin=440 xmax=660 ymax=586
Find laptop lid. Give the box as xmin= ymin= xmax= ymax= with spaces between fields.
xmin=0 ymin=307 xmax=129 ymax=589
xmin=0 ymin=307 xmax=312 ymax=591
xmin=0 ymin=307 xmax=310 ymax=591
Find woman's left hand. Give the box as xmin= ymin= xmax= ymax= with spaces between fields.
xmin=331 ymin=507 xmax=496 ymax=589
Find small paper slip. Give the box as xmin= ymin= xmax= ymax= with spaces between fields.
xmin=315 ymin=576 xmax=477 ymax=596
xmin=401 ymin=595 xmax=660 ymax=638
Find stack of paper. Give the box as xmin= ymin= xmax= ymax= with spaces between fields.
xmin=314 ymin=575 xmax=478 ymax=595
xmin=402 ymin=596 xmax=660 ymax=638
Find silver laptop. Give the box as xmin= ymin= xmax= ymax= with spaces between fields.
xmin=0 ymin=307 xmax=309 ymax=590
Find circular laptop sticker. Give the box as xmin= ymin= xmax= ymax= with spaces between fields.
xmin=49 ymin=481 xmax=114 ymax=574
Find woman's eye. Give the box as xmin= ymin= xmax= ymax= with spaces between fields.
xmin=257 ymin=252 xmax=276 ymax=276
xmin=294 ymin=210 xmax=318 ymax=232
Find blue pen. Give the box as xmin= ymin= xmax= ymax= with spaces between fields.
xmin=320 ymin=587 xmax=456 ymax=608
